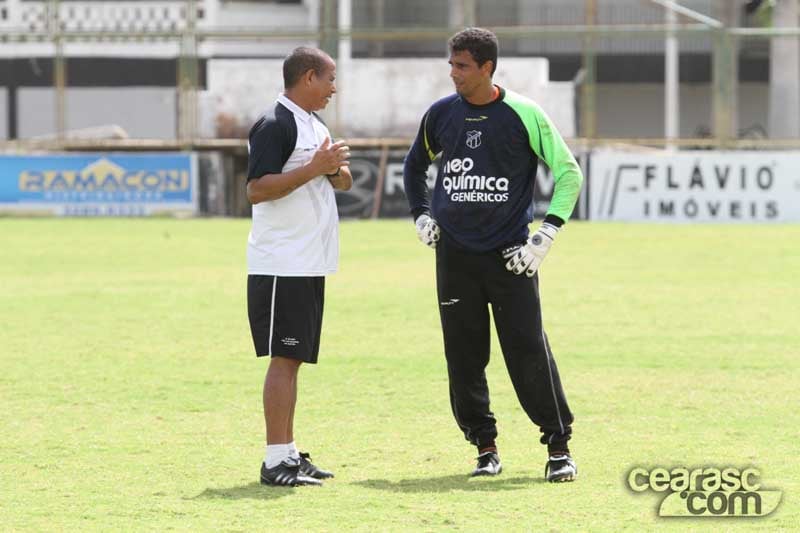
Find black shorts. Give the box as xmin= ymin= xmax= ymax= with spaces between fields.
xmin=247 ymin=275 xmax=325 ymax=363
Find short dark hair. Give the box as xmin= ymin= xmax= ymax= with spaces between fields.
xmin=448 ymin=27 xmax=499 ymax=75
xmin=282 ymin=46 xmax=333 ymax=89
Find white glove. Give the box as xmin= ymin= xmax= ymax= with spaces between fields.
xmin=415 ymin=214 xmax=440 ymax=249
xmin=505 ymin=223 xmax=559 ymax=277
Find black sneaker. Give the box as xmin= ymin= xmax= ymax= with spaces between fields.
xmin=545 ymin=454 xmax=577 ymax=482
xmin=299 ymin=452 xmax=334 ymax=479
xmin=471 ymin=451 xmax=502 ymax=477
xmin=260 ymin=459 xmax=322 ymax=487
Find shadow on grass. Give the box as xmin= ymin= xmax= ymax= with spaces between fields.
xmin=355 ymin=474 xmax=543 ymax=493
xmin=187 ymin=482 xmax=298 ymax=501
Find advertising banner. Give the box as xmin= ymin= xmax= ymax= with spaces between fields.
xmin=0 ymin=153 xmax=197 ymax=216
xmin=590 ymin=151 xmax=800 ymax=222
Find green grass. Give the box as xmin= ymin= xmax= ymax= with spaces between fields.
xmin=1 ymin=218 xmax=798 ymax=531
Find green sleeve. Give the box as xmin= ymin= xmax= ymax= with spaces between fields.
xmin=504 ymin=90 xmax=583 ymax=223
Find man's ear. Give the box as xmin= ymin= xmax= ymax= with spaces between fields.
xmin=482 ymin=60 xmax=494 ymax=77
xmin=303 ymin=68 xmax=315 ymax=87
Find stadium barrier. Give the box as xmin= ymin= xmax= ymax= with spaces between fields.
xmin=2 ymin=147 xmax=798 ymax=222
xmin=589 ymin=150 xmax=800 ymax=222
xmin=0 ymin=152 xmax=197 ymax=216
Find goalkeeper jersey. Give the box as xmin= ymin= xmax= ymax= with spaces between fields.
xmin=403 ymin=86 xmax=583 ymax=252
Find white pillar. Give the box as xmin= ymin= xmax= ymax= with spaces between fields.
xmin=203 ymin=0 xmax=219 ymax=28
xmin=335 ymin=0 xmax=351 ymax=137
xmin=665 ymin=6 xmax=679 ymax=144
xmin=449 ymin=0 xmax=476 ymax=29
xmin=307 ymin=0 xmax=320 ymax=41
xmin=769 ymin=0 xmax=800 ymax=138
xmin=338 ymin=0 xmax=351 ymax=62
xmin=6 ymin=0 xmax=21 ymax=27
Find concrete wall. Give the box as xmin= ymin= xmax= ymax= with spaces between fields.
xmin=596 ymin=83 xmax=768 ymax=139
xmin=17 ymin=88 xmax=176 ymax=139
xmin=202 ymin=57 xmax=576 ymax=139
xmin=1 ymin=81 xmax=771 ymax=141
xmin=203 ymin=59 xmax=774 ymax=141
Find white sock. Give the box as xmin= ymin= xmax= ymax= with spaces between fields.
xmin=264 ymin=444 xmax=290 ymax=469
xmin=287 ymin=441 xmax=300 ymax=459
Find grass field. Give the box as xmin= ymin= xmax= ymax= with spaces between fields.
xmin=1 ymin=218 xmax=798 ymax=531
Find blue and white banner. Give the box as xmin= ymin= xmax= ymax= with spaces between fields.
xmin=0 ymin=153 xmax=197 ymax=216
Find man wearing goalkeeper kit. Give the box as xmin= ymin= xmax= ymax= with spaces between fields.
xmin=404 ymin=27 xmax=583 ymax=482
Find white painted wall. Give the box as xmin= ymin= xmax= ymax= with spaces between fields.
xmin=3 ymin=81 xmax=771 ymax=141
xmin=202 ymin=57 xmax=576 ymax=139
xmin=596 ymin=83 xmax=768 ymax=139
xmin=17 ymin=88 xmax=176 ymax=139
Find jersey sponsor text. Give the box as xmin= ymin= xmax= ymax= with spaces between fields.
xmin=440 ymin=157 xmax=510 ymax=203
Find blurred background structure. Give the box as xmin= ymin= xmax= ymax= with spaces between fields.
xmin=1 ymin=0 xmax=799 ymax=220
xmin=1 ymin=0 xmax=799 ymax=145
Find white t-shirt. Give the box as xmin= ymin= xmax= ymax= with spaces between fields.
xmin=246 ymin=94 xmax=339 ymax=276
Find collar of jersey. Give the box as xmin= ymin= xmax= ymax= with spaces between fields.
xmin=277 ymin=93 xmax=313 ymax=123
xmin=460 ymin=85 xmax=506 ymax=109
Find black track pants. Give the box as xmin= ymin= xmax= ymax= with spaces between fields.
xmin=435 ymin=234 xmax=573 ymax=450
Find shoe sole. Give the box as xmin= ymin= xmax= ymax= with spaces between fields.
xmin=471 ymin=465 xmax=503 ymax=477
xmin=260 ymin=478 xmax=294 ymax=487
xmin=260 ymin=476 xmax=323 ymax=487
xmin=548 ymin=473 xmax=576 ymax=483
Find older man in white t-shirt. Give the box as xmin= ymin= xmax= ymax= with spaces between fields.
xmin=246 ymin=46 xmax=352 ymax=487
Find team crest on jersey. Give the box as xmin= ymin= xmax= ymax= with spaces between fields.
xmin=465 ymin=130 xmax=482 ymax=149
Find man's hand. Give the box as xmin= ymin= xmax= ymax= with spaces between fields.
xmin=415 ymin=214 xmax=440 ymax=249
xmin=505 ymin=223 xmax=559 ymax=277
xmin=309 ymin=137 xmax=350 ymax=177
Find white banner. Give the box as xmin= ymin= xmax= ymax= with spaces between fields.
xmin=590 ymin=151 xmax=800 ymax=222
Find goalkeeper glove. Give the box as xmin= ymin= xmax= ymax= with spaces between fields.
xmin=415 ymin=214 xmax=440 ymax=249
xmin=504 ymin=223 xmax=559 ymax=277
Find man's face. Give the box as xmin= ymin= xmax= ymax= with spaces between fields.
xmin=449 ymin=49 xmax=491 ymax=97
xmin=309 ymin=59 xmax=337 ymax=111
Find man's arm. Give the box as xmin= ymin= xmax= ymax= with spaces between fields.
xmin=247 ymin=137 xmax=349 ymax=204
xmin=526 ymin=104 xmax=583 ymax=226
xmin=403 ymin=110 xmax=440 ymax=220
xmin=504 ymin=94 xmax=583 ymax=226
xmin=247 ymin=164 xmax=319 ymax=204
xmin=503 ymin=93 xmax=584 ymax=277
xmin=404 ymin=109 xmax=442 ymax=248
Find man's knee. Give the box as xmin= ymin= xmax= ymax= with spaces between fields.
xmin=268 ymin=356 xmax=302 ymax=374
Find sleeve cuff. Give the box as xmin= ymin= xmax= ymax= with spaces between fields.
xmin=411 ymin=207 xmax=430 ymax=221
xmin=544 ymin=214 xmax=565 ymax=228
